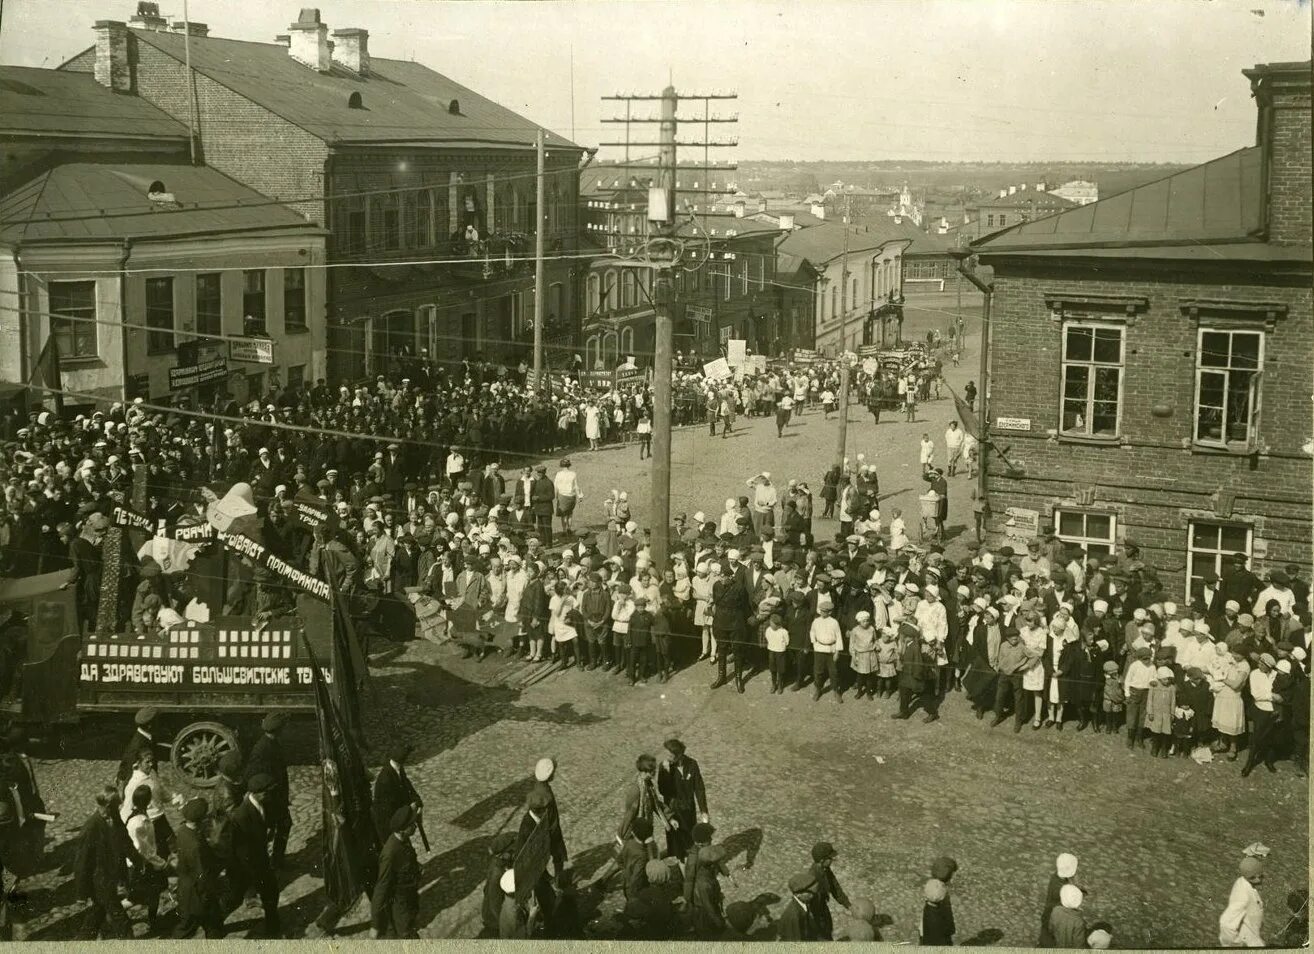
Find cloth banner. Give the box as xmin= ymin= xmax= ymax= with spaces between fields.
xmin=702 ymin=357 xmax=731 ymax=381
xmin=949 ymin=385 xmax=979 ymax=440
xmin=512 ymin=817 xmax=551 ymax=906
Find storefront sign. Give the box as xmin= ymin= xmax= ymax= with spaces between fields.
xmin=614 ymin=367 xmax=649 ymax=388
xmin=686 ymin=305 xmax=713 ymax=325
xmin=229 ymin=338 xmax=275 ymax=365
xmin=169 ymin=357 xmax=228 ymax=391
xmin=994 ymin=416 xmax=1032 ymax=432
xmin=1004 ymin=506 xmax=1041 ymax=537
xmin=792 ymin=348 xmax=820 ymax=364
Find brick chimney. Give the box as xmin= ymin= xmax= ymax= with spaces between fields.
xmin=93 ymin=20 xmax=133 ymax=93
xmin=779 ymin=213 xmax=795 ymax=231
xmin=171 ymin=20 xmax=209 ymax=37
xmin=288 ymin=8 xmax=331 ymax=73
xmin=129 ymin=1 xmax=168 ymax=31
xmin=1244 ymin=60 xmax=1312 ymax=246
xmin=331 ymin=28 xmax=369 ymax=75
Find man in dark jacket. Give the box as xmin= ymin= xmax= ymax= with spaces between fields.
xmin=710 ymin=564 xmax=750 ymax=692
xmin=223 ymin=773 xmax=280 ymax=937
xmin=371 ymin=806 xmax=421 ymax=938
xmin=656 ymin=738 xmax=708 ymax=861
xmin=620 ymin=817 xmax=655 ymax=900
xmin=529 ymin=465 xmax=556 ymax=546
xmin=893 ymin=622 xmax=929 ymax=720
xmin=807 ymin=842 xmax=850 ymax=940
xmin=244 ymin=713 xmax=291 ymax=868
xmin=514 ymin=787 xmax=560 ymax=920
xmin=778 ymin=871 xmax=819 ymax=941
xmin=74 ymin=784 xmax=135 ymax=939
xmin=174 ymin=798 xmax=225 ymax=938
xmin=480 ymin=832 xmax=517 ymax=937
xmin=784 ymin=589 xmax=813 ymax=691
xmin=117 ymin=707 xmax=158 ymax=790
xmin=371 ymin=742 xmax=423 ymax=844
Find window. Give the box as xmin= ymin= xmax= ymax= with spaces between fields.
xmin=986 ymin=214 xmax=995 ymax=228
xmin=406 ymin=188 xmax=433 ymax=249
xmin=586 ymin=274 xmax=601 ymax=315
xmin=604 ymin=270 xmax=618 ymax=311
xmin=1194 ymin=328 xmax=1263 ymax=447
xmin=830 ymin=285 xmax=838 ymax=320
xmin=247 ymin=372 xmax=264 ymax=401
xmin=283 ymin=268 xmax=307 ymax=332
xmin=337 ymin=197 xmax=366 ymax=254
xmin=145 ymin=276 xmax=174 ymax=353
xmin=510 ymin=292 xmax=527 ymax=338
xmin=722 ymin=265 xmax=731 ymax=302
xmin=371 ymin=194 xmax=401 ymax=250
xmin=243 ymin=270 xmax=267 ymax=336
xmin=851 ymin=278 xmax=858 ymax=313
xmin=620 ymin=327 xmax=634 ymax=357
xmin=48 ymin=280 xmax=97 ymax=359
xmin=1054 ymin=510 xmax=1117 ymax=559
xmin=287 ymin=364 xmax=305 ymax=389
xmin=196 ymin=273 xmax=222 ymax=338
xmin=1187 ymin=521 xmax=1252 ymax=603
xmin=621 ymin=270 xmax=637 ymax=309
xmin=998 ymin=214 xmax=1007 ymax=227
xmin=741 ymin=258 xmax=749 ymax=294
xmin=1060 ymin=323 xmax=1123 ymax=436
xmin=548 ymin=283 xmax=562 ymax=324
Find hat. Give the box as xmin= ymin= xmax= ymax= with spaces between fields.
xmin=692 ymin=821 xmax=715 ymax=843
xmin=1225 ymin=599 xmax=1241 ymax=612
xmin=218 ymin=752 xmax=242 ymax=777
xmin=1060 ymin=884 xmax=1083 ymax=909
xmin=1259 ymin=653 xmax=1276 ymax=669
xmin=997 ymin=546 xmax=1014 ymax=558
xmin=534 ymin=757 xmax=555 ymax=782
xmin=526 ymin=788 xmax=551 ymax=811
xmin=644 ymin=859 xmax=671 ymax=884
xmin=247 ymin=773 xmax=273 ymax=794
xmin=1294 ymin=647 xmax=1307 ymax=662
xmin=1270 ymin=569 xmax=1290 ymax=585
xmin=1156 ymin=666 xmax=1174 ymax=680
xmin=1133 ymin=608 xmax=1147 ymax=622
xmin=923 ymin=879 xmax=948 ymax=902
xmin=1092 ymin=598 xmax=1109 ymax=613
xmin=262 ymin=712 xmax=289 ymax=732
xmin=182 ymin=797 xmax=209 ymax=823
xmin=1238 ymin=613 xmax=1255 ymax=626
xmin=725 ymin=900 xmax=757 ymax=935
xmin=391 ymin=805 xmax=417 ymax=832
xmin=500 ymin=869 xmax=516 ymax=894
xmin=811 ymin=842 xmax=837 ymax=862
xmin=134 ymin=706 xmax=158 ymax=726
xmin=1102 ymin=660 xmax=1119 ymax=673
xmin=1276 ymin=659 xmax=1291 ymax=674
xmin=788 ymin=870 xmax=818 ymax=894
xmin=930 ymin=856 xmax=958 ymax=881
xmin=1088 ymin=929 xmax=1113 ymax=949
xmin=1055 ymin=853 xmax=1078 ymax=878
xmin=1239 ymin=856 xmax=1264 ymax=879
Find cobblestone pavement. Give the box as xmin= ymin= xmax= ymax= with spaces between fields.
xmin=12 ymin=292 xmax=1307 ymax=943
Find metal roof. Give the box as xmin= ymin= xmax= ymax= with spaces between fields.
xmin=777 ymin=220 xmax=913 ymax=266
xmin=972 ymin=147 xmax=1266 ymax=253
xmin=0 ymin=64 xmax=189 ymax=140
xmin=1 ymin=162 xmax=323 ymax=244
xmin=127 ymin=29 xmax=578 ymax=150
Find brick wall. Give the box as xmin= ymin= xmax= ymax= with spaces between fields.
xmin=1267 ymin=81 xmax=1312 ymax=246
xmin=982 ymin=262 xmax=1312 ymax=595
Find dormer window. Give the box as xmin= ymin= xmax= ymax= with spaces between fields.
xmin=348 ymin=91 xmax=364 ymax=109
xmin=448 ymin=99 xmax=461 ymax=115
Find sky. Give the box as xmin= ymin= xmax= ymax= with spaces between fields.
xmin=1 ymin=0 xmax=1309 ymax=162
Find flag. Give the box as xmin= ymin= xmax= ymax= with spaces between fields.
xmin=302 ymin=634 xmax=379 ymax=910
xmin=950 ymin=385 xmax=978 ymax=440
xmin=330 ymin=587 xmax=368 ymax=741
xmin=29 ymin=333 xmax=63 ymax=415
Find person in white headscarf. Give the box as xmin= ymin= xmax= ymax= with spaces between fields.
xmin=1218 ymin=856 xmax=1265 ymax=947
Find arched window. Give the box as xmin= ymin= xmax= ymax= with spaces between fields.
xmin=586 ymin=335 xmax=601 ymax=370
xmin=831 ymin=286 xmax=838 ymax=321
xmin=620 ymin=326 xmax=635 ymax=358
xmin=586 ymin=274 xmax=601 ymax=316
xmin=604 ymin=269 xmax=619 ymax=311
xmin=621 ymin=270 xmax=637 ymax=309
xmin=602 ymin=331 xmax=619 ymax=366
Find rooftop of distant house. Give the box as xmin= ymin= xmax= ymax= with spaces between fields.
xmin=777 ymin=219 xmax=915 ymax=267
xmin=0 ymin=64 xmax=190 ymax=141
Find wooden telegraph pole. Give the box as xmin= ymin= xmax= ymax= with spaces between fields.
xmin=532 ymin=128 xmax=546 ymax=386
xmin=834 ymin=193 xmax=852 ymax=472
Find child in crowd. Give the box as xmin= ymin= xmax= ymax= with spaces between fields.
xmin=1171 ymin=703 xmax=1196 ymax=756
xmin=848 ymin=610 xmax=878 ymax=699
xmin=1098 ymin=660 xmax=1125 ymax=734
xmin=876 ymin=627 xmax=900 ymax=698
xmin=1145 ymin=666 xmax=1177 ymax=758
xmin=764 ymin=612 xmax=790 ymax=694
xmin=889 ymin=509 xmax=908 ymax=552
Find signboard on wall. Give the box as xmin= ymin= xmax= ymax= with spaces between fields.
xmin=1003 ymin=506 xmax=1041 ymax=538
xmin=995 ymin=416 xmax=1032 ymax=432
xmin=229 ymin=338 xmax=275 ymax=365
xmin=169 ymin=357 xmax=228 ymax=391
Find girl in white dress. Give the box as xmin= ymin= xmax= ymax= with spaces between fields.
xmin=584 ymin=402 xmax=602 ymax=449
xmin=1019 ymin=611 xmax=1049 ymax=729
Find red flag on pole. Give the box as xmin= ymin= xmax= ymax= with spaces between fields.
xmin=29 ymin=333 xmax=64 ymax=414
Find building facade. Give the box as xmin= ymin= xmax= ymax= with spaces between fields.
xmin=972 ymin=61 xmax=1312 ymax=600
xmin=967 ymin=187 xmax=1076 ymax=240
xmin=59 ymin=5 xmax=583 ymax=383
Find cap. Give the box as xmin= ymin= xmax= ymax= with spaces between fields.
xmin=1088 ymin=929 xmax=1113 ymax=949
xmin=262 ymin=712 xmax=289 ymax=732
xmin=1056 ymin=852 xmax=1078 ymax=878
xmin=1156 ymin=666 xmax=1174 ymax=680
xmin=1259 ymin=652 xmax=1276 ymax=668
xmin=924 ymin=879 xmax=948 ymax=902
xmin=246 ymin=773 xmax=273 ymax=794
xmin=1102 ymin=660 xmax=1119 ymax=673
xmin=1060 ymin=884 xmax=1083 ymax=909
xmin=182 ymin=798 xmax=209 ymax=823
xmin=490 ymin=831 xmax=517 ymax=856
xmin=930 ymin=856 xmax=958 ymax=881
xmin=811 ymin=842 xmax=837 ymax=862
xmin=692 ymin=821 xmax=715 ymax=843
xmin=788 ymin=870 xmax=818 ymax=894
xmin=644 ymin=859 xmax=671 ymax=884
xmin=534 ymin=757 xmax=555 ymax=781
xmin=134 ymin=706 xmax=158 ymax=726
xmin=500 ymin=869 xmax=516 ymax=893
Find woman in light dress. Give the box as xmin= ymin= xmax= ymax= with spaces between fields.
xmin=692 ymin=562 xmax=717 ymax=661
xmin=1019 ymin=610 xmax=1049 ymax=729
xmin=549 ymin=579 xmax=580 ymax=668
xmin=1211 ymin=645 xmax=1250 ymax=760
xmin=584 ymin=401 xmax=602 ymax=449
xmin=1045 ymin=611 xmax=1080 ymax=725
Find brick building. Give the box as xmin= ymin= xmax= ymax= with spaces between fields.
xmin=673 ymin=214 xmax=783 ymax=358
xmin=59 ymin=5 xmax=584 ymax=382
xmin=971 ymin=60 xmax=1311 ymax=600
xmin=966 ymin=187 xmax=1076 ymax=241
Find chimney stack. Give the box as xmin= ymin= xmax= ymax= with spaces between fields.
xmin=779 ymin=213 xmax=795 ymax=230
xmin=129 ymin=1 xmax=168 ymax=31
xmin=171 ymin=20 xmax=209 ymax=37
xmin=1008 ymin=185 xmax=1017 ymax=195
xmin=331 ymin=28 xmax=370 ymax=75
xmin=998 ymin=189 xmax=1007 ymax=198
xmin=288 ymin=8 xmax=331 ymax=73
xmin=275 ymin=34 xmax=291 ymax=47
xmin=93 ymin=20 xmax=133 ymax=93
xmin=1245 ymin=61 xmax=1312 ymax=246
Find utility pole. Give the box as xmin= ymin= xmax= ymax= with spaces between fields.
xmin=533 ymin=128 xmax=546 ymax=386
xmin=600 ymin=88 xmax=737 ymax=569
xmin=834 ymin=193 xmax=852 ymax=471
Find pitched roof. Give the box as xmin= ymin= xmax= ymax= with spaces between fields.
xmin=124 ymin=28 xmax=577 ymax=149
xmin=675 ymin=213 xmax=781 ymax=241
xmin=777 ymin=220 xmax=913 ymax=266
xmin=973 ymin=147 xmax=1269 ymax=254
xmin=0 ymin=162 xmax=323 ymax=244
xmin=0 ymin=64 xmax=189 ymax=141
xmin=886 ymin=220 xmax=957 ymax=256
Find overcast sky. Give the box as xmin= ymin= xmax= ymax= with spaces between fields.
xmin=2 ymin=0 xmax=1308 ymax=162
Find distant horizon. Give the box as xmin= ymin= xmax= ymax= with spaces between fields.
xmin=0 ymin=0 xmax=1307 ymax=163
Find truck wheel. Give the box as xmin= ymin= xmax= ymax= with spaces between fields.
xmin=172 ymin=721 xmax=240 ymax=788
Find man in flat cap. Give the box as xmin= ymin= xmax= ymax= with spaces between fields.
xmin=174 ymin=798 xmax=225 ymax=938
xmin=481 ymin=831 xmax=518 ymax=937
xmin=244 ymin=712 xmax=291 ymax=868
xmin=117 ymin=706 xmax=159 ymax=790
xmin=807 ymin=841 xmax=850 ymax=940
xmin=372 ymin=741 xmax=424 ymax=845
xmin=223 ymin=773 xmax=280 ymax=937
xmin=515 ymin=785 xmax=560 ymax=921
xmin=371 ymin=806 xmax=421 ymax=938
xmin=778 ymin=870 xmax=819 ymax=941
xmin=657 ymin=738 xmax=709 ymax=861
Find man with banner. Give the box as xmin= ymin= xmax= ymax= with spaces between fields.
xmin=370 ymin=806 xmax=421 ymax=938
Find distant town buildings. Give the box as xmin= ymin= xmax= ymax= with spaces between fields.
xmin=1048 ymin=179 xmax=1100 ymax=205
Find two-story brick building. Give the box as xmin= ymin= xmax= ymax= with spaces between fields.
xmin=59 ymin=5 xmax=585 ymax=382
xmin=971 ymin=60 xmax=1311 ymax=600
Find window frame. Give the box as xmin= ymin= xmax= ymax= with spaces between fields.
xmin=1192 ymin=326 xmax=1264 ymax=449
xmin=621 ymin=270 xmax=637 ymax=309
xmin=1052 ymin=509 xmax=1117 ymax=560
xmin=195 ymin=272 xmax=222 ymax=339
xmin=1059 ymin=320 xmax=1125 ymax=439
xmin=283 ymin=267 xmax=308 ymax=333
xmin=145 ymin=275 xmax=175 ymax=354
xmin=243 ymin=269 xmax=267 ymax=337
xmin=1185 ymin=520 xmax=1253 ymax=603
xmin=47 ymin=279 xmax=98 ymax=360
